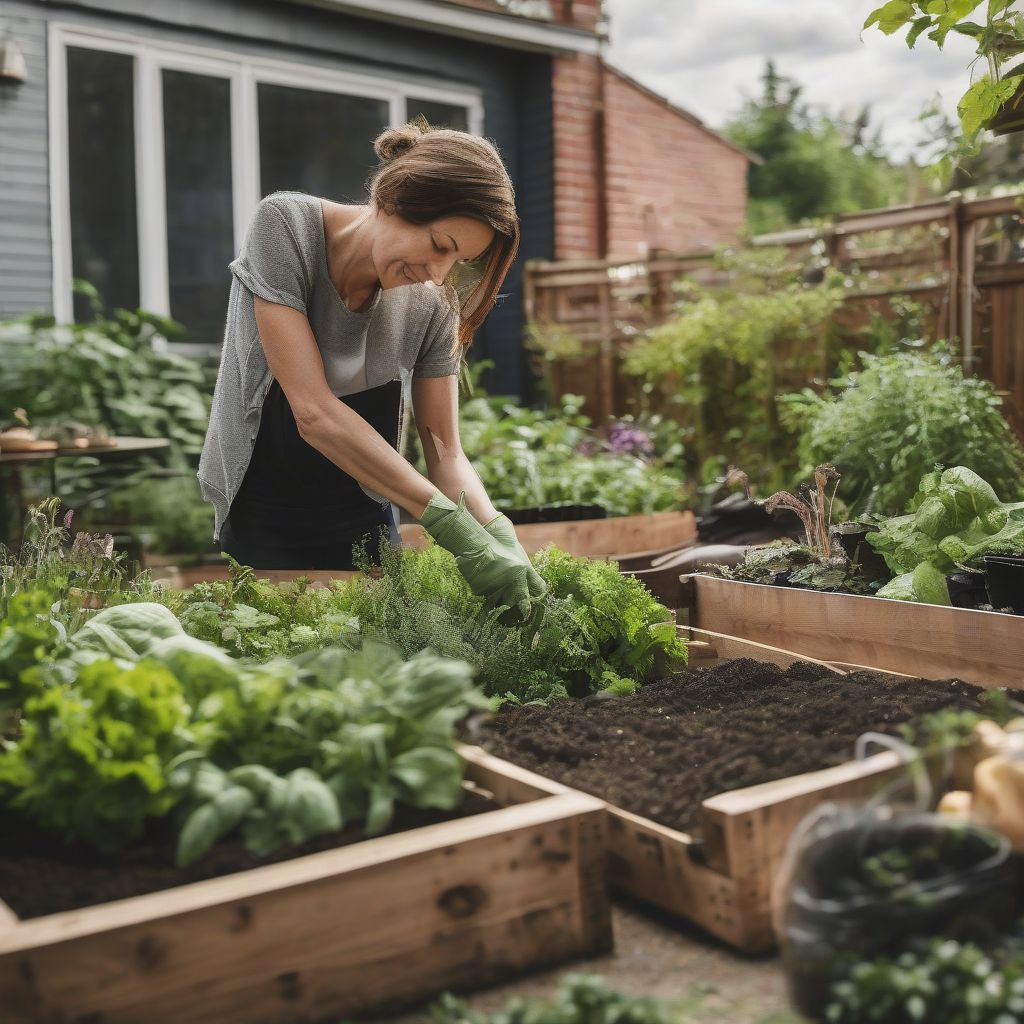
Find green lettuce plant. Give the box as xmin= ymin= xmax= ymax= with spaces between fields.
xmin=867 ymin=466 xmax=1024 ymax=583
xmin=0 ymin=657 xmax=193 ymax=847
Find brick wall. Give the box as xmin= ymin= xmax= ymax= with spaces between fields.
xmin=552 ymin=52 xmax=604 ymax=260
xmin=602 ymin=67 xmax=748 ymax=257
xmin=552 ymin=58 xmax=750 ymax=259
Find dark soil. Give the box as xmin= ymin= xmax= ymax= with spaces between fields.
xmin=0 ymin=791 xmax=495 ymax=920
xmin=476 ymin=658 xmax=989 ymax=836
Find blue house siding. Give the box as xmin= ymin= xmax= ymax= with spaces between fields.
xmin=0 ymin=2 xmax=51 ymax=319
xmin=0 ymin=0 xmax=555 ymax=397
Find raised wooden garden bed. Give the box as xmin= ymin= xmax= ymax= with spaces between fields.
xmin=400 ymin=509 xmax=697 ymax=559
xmin=680 ymin=573 xmax=1024 ymax=688
xmin=464 ymin=625 xmax=1006 ymax=955
xmin=0 ymin=761 xmax=611 ymax=1024
xmin=462 ymin=731 xmax=906 ymax=955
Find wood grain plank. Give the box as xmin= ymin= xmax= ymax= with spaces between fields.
xmin=0 ymin=794 xmax=609 ymax=1024
xmin=691 ymin=575 xmax=1024 ymax=688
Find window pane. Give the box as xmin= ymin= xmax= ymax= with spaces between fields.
xmin=163 ymin=69 xmax=234 ymax=344
xmin=258 ymin=83 xmax=388 ymax=201
xmin=406 ymin=98 xmax=469 ymax=131
xmin=67 ymin=46 xmax=138 ymax=321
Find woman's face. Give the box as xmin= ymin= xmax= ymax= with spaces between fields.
xmin=374 ymin=212 xmax=495 ymax=290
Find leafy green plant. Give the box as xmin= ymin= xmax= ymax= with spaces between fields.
xmin=624 ymin=247 xmax=845 ymax=491
xmin=826 ymin=934 xmax=1024 ymax=1024
xmin=865 ymin=1 xmax=1024 ymax=143
xmin=0 ymin=293 xmax=215 ymax=468
xmin=166 ymin=560 xmax=357 ymax=659
xmin=0 ymin=657 xmax=193 ymax=846
xmin=0 ymin=587 xmax=63 ymax=713
xmin=0 ymin=499 xmax=130 ymax=618
xmin=171 ymin=759 xmax=341 ymax=867
xmin=780 ymin=347 xmax=1024 ymax=515
xmin=458 ymin=392 xmax=685 ymax=515
xmin=430 ymin=973 xmax=699 ymax=1024
xmin=332 ymin=538 xmax=687 ymax=703
xmin=899 ymin=688 xmax=1018 ymax=753
xmin=867 ymin=466 xmax=1024 ymax=579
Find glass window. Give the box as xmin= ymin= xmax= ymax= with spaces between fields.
xmin=67 ymin=46 xmax=139 ymax=321
xmin=406 ymin=97 xmax=470 ymax=131
xmin=257 ymin=83 xmax=389 ymax=201
xmin=162 ymin=69 xmax=234 ymax=344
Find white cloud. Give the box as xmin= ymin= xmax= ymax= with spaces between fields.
xmin=603 ymin=0 xmax=982 ymax=160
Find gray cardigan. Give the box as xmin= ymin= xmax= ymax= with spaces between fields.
xmin=198 ymin=191 xmax=462 ymax=541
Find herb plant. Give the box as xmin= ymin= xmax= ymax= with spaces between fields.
xmin=333 ymin=538 xmax=687 ymax=703
xmin=780 ymin=347 xmax=1024 ymax=516
xmin=164 ymin=560 xmax=357 ymax=659
xmin=431 ymin=974 xmax=696 ymax=1024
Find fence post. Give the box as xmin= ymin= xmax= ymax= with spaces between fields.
xmin=946 ymin=194 xmax=961 ymax=346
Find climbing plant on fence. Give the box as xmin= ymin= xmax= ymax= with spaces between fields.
xmin=622 ymin=247 xmax=846 ymax=491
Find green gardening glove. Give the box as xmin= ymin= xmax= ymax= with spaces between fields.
xmin=420 ymin=491 xmax=535 ymax=622
xmin=484 ymin=514 xmax=548 ymax=603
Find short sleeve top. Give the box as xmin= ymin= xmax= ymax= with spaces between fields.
xmin=198 ymin=190 xmax=463 ymax=539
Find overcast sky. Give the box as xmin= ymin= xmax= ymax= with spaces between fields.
xmin=602 ymin=0 xmax=983 ymax=161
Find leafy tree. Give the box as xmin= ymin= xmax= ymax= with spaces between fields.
xmin=724 ymin=62 xmax=912 ymax=232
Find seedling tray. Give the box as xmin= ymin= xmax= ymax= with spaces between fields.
xmin=0 ymin=760 xmax=610 ymax=1023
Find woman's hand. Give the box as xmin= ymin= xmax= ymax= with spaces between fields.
xmin=482 ymin=513 xmax=547 ymax=604
xmin=420 ymin=491 xmax=539 ymax=621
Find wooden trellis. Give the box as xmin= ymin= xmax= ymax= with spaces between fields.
xmin=523 ymin=193 xmax=1024 ymax=433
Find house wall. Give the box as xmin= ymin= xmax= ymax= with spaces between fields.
xmin=550 ymin=53 xmax=749 ymax=260
xmin=602 ymin=68 xmax=748 ymax=257
xmin=0 ymin=2 xmax=50 ymax=318
xmin=0 ymin=0 xmax=555 ymax=396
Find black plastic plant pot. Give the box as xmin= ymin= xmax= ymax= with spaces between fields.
xmin=984 ymin=555 xmax=1024 ymax=615
xmin=947 ymin=571 xmax=989 ymax=610
xmin=778 ymin=815 xmax=1015 ymax=1021
xmin=832 ymin=523 xmax=891 ymax=585
xmin=503 ymin=503 xmax=607 ymax=526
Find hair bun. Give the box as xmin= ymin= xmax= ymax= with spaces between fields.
xmin=374 ymin=124 xmax=423 ymax=163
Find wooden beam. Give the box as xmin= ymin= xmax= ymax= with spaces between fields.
xmin=689 ymin=575 xmax=1024 ymax=689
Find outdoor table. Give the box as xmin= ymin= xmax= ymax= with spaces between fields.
xmin=0 ymin=436 xmax=171 ymax=528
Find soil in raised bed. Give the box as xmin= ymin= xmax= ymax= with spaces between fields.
xmin=476 ymin=658 xmax=990 ymax=837
xmin=0 ymin=790 xmax=496 ymax=920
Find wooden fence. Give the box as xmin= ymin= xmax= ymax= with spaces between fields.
xmin=523 ymin=192 xmax=1024 ymax=433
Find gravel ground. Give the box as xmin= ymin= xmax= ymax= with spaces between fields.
xmin=374 ymin=900 xmax=803 ymax=1024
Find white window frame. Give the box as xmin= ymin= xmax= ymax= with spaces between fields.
xmin=48 ymin=22 xmax=484 ymax=348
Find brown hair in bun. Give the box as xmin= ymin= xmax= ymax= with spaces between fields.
xmin=367 ymin=116 xmax=519 ymax=357
xmin=374 ymin=123 xmax=422 ymax=163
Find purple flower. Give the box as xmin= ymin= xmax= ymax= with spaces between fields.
xmin=63 ymin=509 xmax=74 ymax=529
xmin=606 ymin=422 xmax=654 ymax=457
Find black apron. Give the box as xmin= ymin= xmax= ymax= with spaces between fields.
xmin=220 ymin=378 xmax=403 ymax=570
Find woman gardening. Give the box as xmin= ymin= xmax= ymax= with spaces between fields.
xmin=199 ymin=120 xmax=546 ymax=622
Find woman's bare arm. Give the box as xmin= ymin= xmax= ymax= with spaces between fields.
xmin=254 ymin=296 xmax=435 ymax=517
xmin=412 ymin=373 xmax=499 ymax=525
